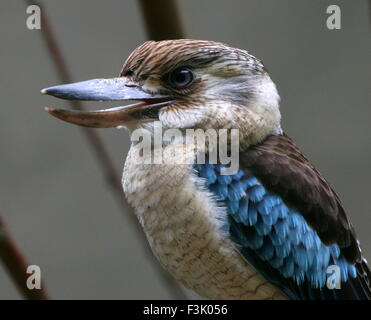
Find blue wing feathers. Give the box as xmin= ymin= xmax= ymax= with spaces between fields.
xmin=248 ymin=185 xmax=266 ymax=202
xmin=194 ymin=163 xmax=365 ymax=299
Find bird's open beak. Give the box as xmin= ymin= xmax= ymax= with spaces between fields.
xmin=41 ymin=78 xmax=173 ymax=128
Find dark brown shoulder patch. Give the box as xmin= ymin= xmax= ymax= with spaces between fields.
xmin=241 ymin=133 xmax=361 ymax=263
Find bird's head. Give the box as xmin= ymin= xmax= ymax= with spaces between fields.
xmin=42 ymin=40 xmax=281 ymax=145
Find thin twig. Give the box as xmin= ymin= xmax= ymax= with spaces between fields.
xmin=138 ymin=0 xmax=186 ymax=40
xmin=0 ymin=215 xmax=49 ymax=300
xmin=23 ymin=0 xmax=187 ymax=299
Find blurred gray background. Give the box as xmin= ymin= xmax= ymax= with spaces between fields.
xmin=0 ymin=0 xmax=370 ymax=299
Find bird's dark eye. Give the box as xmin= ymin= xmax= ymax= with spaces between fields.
xmin=168 ymin=68 xmax=194 ymax=89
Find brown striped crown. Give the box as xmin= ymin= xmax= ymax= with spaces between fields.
xmin=120 ymin=39 xmax=267 ymax=80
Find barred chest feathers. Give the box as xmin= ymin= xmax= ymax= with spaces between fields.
xmin=122 ymin=141 xmax=286 ymax=300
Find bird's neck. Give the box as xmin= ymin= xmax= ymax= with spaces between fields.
xmin=238 ymin=77 xmax=282 ymax=147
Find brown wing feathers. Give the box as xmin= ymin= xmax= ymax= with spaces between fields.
xmin=241 ymin=133 xmax=361 ymax=264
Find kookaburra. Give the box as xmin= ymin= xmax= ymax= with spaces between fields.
xmin=42 ymin=40 xmax=370 ymax=300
